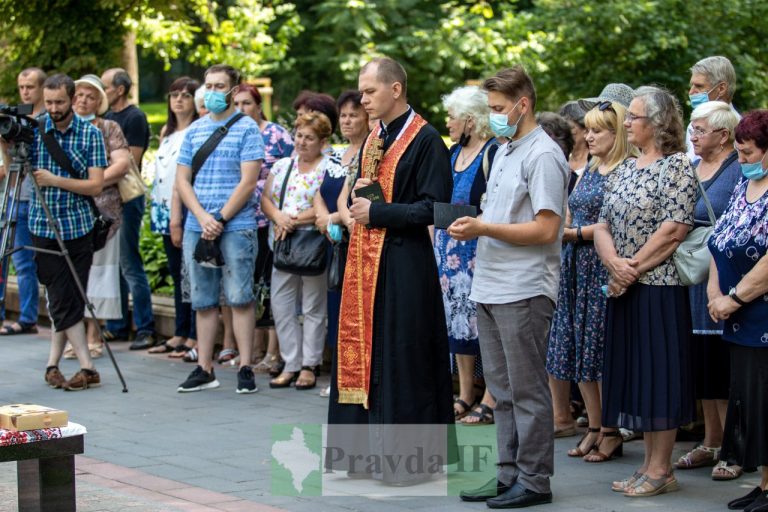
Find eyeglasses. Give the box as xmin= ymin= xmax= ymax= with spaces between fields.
xmin=688 ymin=126 xmax=723 ymax=138
xmin=624 ymin=112 xmax=648 ymax=123
xmin=596 ymin=101 xmax=615 ymax=113
xmin=168 ymin=91 xmax=193 ymax=100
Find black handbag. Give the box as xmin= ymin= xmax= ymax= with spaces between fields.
xmin=38 ymin=120 xmax=113 ymax=251
xmin=272 ymin=159 xmax=328 ymax=276
xmin=327 ymin=237 xmax=348 ymax=291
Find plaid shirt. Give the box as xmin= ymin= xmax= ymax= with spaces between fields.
xmin=28 ymin=114 xmax=108 ymax=240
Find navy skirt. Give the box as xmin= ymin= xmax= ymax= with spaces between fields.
xmin=601 ymin=284 xmax=695 ymax=432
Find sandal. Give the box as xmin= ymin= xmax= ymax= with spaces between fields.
xmin=554 ymin=423 xmax=578 ymax=438
xmin=269 ymin=371 xmax=297 ymax=389
xmin=454 ymin=398 xmax=474 ymax=420
xmin=217 ymin=348 xmax=238 ymax=364
xmin=253 ymin=356 xmax=276 ymax=373
xmin=89 ymin=343 xmax=103 ymax=359
xmin=183 ymin=347 xmax=199 ymax=363
xmin=168 ymin=344 xmax=193 ymax=358
xmin=269 ymin=359 xmax=286 ymax=378
xmin=612 ymin=471 xmax=644 ymax=493
xmin=568 ymin=427 xmax=601 ymax=457
xmin=584 ymin=430 xmax=623 ymax=462
xmin=148 ymin=342 xmax=175 ymax=354
xmin=296 ymin=366 xmax=318 ymax=390
xmin=712 ymin=460 xmax=743 ymax=481
xmin=674 ymin=444 xmax=720 ymax=469
xmin=460 ymin=403 xmax=494 ymax=425
xmin=0 ymin=322 xmax=38 ymax=335
xmin=624 ymin=472 xmax=679 ymax=497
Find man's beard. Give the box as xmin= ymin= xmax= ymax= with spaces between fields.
xmin=49 ymin=107 xmax=72 ymax=122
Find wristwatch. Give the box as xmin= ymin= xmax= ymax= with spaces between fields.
xmin=728 ymin=287 xmax=747 ymax=306
xmin=213 ymin=211 xmax=227 ymax=225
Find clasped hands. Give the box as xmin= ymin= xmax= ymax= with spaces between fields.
xmin=707 ymin=292 xmax=740 ymax=322
xmin=605 ymin=257 xmax=640 ymax=298
xmin=273 ymin=211 xmax=299 ymax=241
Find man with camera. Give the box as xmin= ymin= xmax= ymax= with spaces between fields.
xmin=100 ymin=67 xmax=157 ymax=350
xmin=175 ymin=64 xmax=264 ymax=394
xmin=29 ymin=74 xmax=107 ymax=390
xmin=0 ymin=67 xmax=46 ymax=337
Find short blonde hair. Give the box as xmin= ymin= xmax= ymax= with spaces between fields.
xmin=584 ymin=102 xmax=637 ymax=172
xmin=295 ymin=112 xmax=332 ymax=140
xmin=690 ymin=101 xmax=739 ymax=143
xmin=442 ymin=86 xmax=493 ymax=140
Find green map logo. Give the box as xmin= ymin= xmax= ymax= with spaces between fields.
xmin=271 ymin=424 xmax=322 ymax=496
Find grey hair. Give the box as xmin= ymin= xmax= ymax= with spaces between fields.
xmin=633 ymin=85 xmax=686 ymax=155
xmin=442 ymin=85 xmax=493 ymax=140
xmin=690 ymin=56 xmax=736 ymax=101
xmin=690 ymin=101 xmax=740 ymax=142
xmin=110 ymin=68 xmax=132 ymax=97
xmin=194 ymin=86 xmax=206 ymax=112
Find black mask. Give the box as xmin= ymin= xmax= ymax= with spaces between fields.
xmin=458 ymin=119 xmax=471 ymax=146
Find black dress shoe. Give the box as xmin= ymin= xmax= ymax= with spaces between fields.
xmin=129 ymin=334 xmax=156 ymax=350
xmin=730 ymin=487 xmax=763 ymax=510
xmin=459 ymin=477 xmax=512 ymax=502
xmin=745 ymin=491 xmax=768 ymax=512
xmin=486 ymin=481 xmax=553 ymax=509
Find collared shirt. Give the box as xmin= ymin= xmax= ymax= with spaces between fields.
xmin=28 ymin=113 xmax=108 ymax=240
xmin=470 ymin=125 xmax=569 ymax=304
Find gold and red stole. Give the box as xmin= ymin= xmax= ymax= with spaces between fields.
xmin=336 ymin=113 xmax=427 ymax=408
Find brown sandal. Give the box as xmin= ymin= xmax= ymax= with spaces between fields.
xmin=584 ymin=430 xmax=623 ymax=462
xmin=568 ymin=427 xmax=601 ymax=457
xmin=269 ymin=371 xmax=297 ymax=389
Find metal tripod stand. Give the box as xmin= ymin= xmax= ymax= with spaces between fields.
xmin=0 ymin=139 xmax=128 ymax=392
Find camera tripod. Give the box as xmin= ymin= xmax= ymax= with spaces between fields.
xmin=0 ymin=139 xmax=128 ymax=392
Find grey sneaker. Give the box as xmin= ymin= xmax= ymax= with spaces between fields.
xmin=236 ymin=366 xmax=258 ymax=394
xmin=178 ymin=365 xmax=220 ymax=393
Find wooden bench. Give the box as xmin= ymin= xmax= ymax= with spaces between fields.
xmin=0 ymin=426 xmax=84 ymax=512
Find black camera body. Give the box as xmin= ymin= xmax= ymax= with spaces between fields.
xmin=0 ymin=104 xmax=35 ymax=145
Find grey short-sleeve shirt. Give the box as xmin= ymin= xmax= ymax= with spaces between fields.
xmin=470 ymin=126 xmax=569 ymax=304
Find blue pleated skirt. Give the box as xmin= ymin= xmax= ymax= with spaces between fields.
xmin=601 ymin=284 xmax=695 ymax=432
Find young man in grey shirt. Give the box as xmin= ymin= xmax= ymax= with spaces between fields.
xmin=450 ymin=65 xmax=569 ymax=509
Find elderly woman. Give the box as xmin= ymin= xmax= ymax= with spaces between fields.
xmin=70 ymin=75 xmax=130 ymax=358
xmin=708 ymin=110 xmax=768 ymax=511
xmin=262 ymin=112 xmax=340 ymax=390
xmin=232 ymin=84 xmax=294 ymax=369
xmin=147 ymin=77 xmax=200 ymax=357
xmin=672 ymin=102 xmax=742 ymax=479
xmin=435 ymin=85 xmax=498 ymax=424
xmin=594 ymin=86 xmax=697 ymax=497
xmin=548 ymin=100 xmax=636 ymax=460
xmin=313 ymin=90 xmax=369 ymax=397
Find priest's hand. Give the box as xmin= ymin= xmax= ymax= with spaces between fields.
xmin=350 ymin=197 xmax=372 ymax=226
xmin=448 ymin=216 xmax=484 ymax=241
xmin=351 ymin=178 xmax=373 ymax=199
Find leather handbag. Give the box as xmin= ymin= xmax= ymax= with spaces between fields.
xmin=673 ymin=172 xmax=717 ymax=286
xmin=117 ymin=157 xmax=147 ymax=202
xmin=272 ymin=159 xmax=328 ymax=276
xmin=327 ymin=237 xmax=348 ymax=291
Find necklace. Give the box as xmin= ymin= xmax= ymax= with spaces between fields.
xmin=456 ymin=141 xmax=484 ymax=171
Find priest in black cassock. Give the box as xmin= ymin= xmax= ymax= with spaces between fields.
xmin=325 ymin=57 xmax=455 ymax=485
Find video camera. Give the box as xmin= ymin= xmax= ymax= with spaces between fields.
xmin=0 ymin=104 xmax=35 ymax=145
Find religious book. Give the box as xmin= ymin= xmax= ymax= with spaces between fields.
xmin=355 ymin=182 xmax=385 ymax=203
xmin=433 ymin=202 xmax=477 ymax=229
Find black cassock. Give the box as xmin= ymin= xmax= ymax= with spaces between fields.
xmin=326 ymin=109 xmax=457 ymax=483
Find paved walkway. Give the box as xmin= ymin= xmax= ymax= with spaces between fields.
xmin=0 ymin=330 xmax=757 ymax=511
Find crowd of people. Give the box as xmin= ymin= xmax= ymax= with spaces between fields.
xmin=0 ymin=53 xmax=767 ymax=510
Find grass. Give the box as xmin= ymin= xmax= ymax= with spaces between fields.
xmin=140 ymin=102 xmax=167 ymax=151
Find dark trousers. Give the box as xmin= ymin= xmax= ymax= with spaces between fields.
xmin=162 ymin=235 xmax=196 ymax=339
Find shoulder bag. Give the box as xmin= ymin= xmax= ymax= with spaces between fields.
xmin=661 ymin=160 xmax=717 ymax=286
xmin=327 ymin=234 xmax=348 ymax=291
xmin=117 ymin=155 xmax=148 ymax=202
xmin=272 ymin=159 xmax=328 ymax=276
xmin=38 ymin=120 xmax=112 ymax=251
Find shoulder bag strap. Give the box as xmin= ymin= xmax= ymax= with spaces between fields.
xmin=692 ymin=170 xmax=717 ymax=226
xmin=277 ymin=158 xmax=295 ymax=210
xmin=38 ymin=118 xmax=100 ymax=216
xmin=190 ymin=112 xmax=245 ymax=185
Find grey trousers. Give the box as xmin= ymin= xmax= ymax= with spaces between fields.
xmin=477 ymin=296 xmax=555 ymax=493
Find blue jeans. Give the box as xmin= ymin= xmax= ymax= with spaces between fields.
xmin=106 ymin=196 xmax=155 ymax=336
xmin=0 ymin=201 xmax=40 ymax=324
xmin=183 ymin=229 xmax=257 ymax=310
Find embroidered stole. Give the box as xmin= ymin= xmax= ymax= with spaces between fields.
xmin=336 ymin=114 xmax=427 ymax=408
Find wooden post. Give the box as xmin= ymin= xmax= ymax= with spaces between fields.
xmin=121 ymin=31 xmax=139 ymax=104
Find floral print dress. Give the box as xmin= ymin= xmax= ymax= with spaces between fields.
xmin=546 ymin=166 xmax=610 ymax=382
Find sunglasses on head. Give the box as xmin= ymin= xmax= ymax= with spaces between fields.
xmin=595 ymin=101 xmax=615 ymax=113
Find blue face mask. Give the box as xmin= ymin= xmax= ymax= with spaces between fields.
xmin=328 ymin=223 xmax=343 ymax=242
xmin=741 ymin=153 xmax=768 ymax=181
xmin=489 ymin=99 xmax=523 ymax=138
xmin=689 ymin=84 xmax=720 ymax=111
xmin=78 ymin=113 xmax=96 ymax=122
xmin=204 ymin=89 xmax=231 ymax=114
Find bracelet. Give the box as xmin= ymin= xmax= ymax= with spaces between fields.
xmin=576 ymin=226 xmax=584 ymax=242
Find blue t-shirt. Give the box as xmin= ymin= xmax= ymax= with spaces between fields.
xmin=178 ymin=112 xmax=265 ymax=232
xmin=709 ymin=180 xmax=768 ymax=347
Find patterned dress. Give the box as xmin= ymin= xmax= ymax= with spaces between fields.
xmin=546 ymin=166 xmax=609 ymax=382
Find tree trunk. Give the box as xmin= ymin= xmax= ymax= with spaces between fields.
xmin=121 ymin=31 xmax=139 ymax=104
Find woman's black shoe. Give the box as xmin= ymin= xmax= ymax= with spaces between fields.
xmin=729 ymin=487 xmax=763 ymax=510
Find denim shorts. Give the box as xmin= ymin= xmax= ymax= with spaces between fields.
xmin=183 ymin=229 xmax=257 ymax=310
